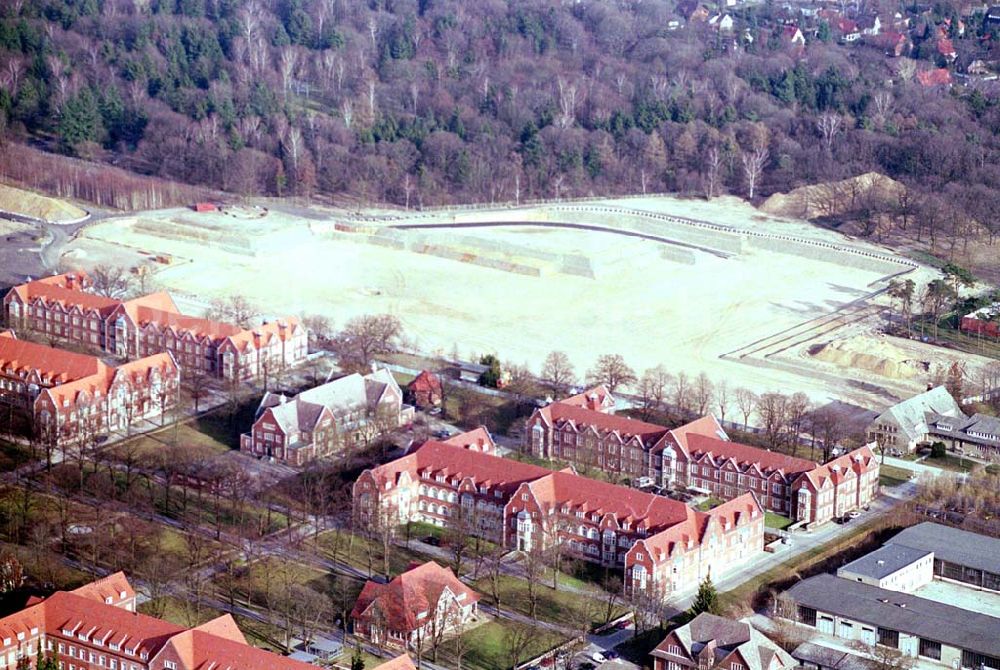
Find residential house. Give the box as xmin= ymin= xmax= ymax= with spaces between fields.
xmin=650 ymin=613 xmax=796 ymax=670
xmin=782 ymin=25 xmax=807 ymax=47
xmin=937 ymin=37 xmax=958 ymax=61
xmin=0 ymin=572 xmax=317 ymax=670
xmin=3 ymin=272 xmax=308 ymax=381
xmin=379 ymin=655 xmax=419 ymax=670
xmin=790 ymin=445 xmax=880 ymax=525
xmin=779 ymin=574 xmax=1000 ymax=669
xmin=838 ymin=19 xmax=862 ymax=42
xmin=709 ymin=14 xmax=735 ymax=31
xmin=985 ymin=6 xmax=1000 ymax=29
xmin=352 ymin=439 xmax=764 ymax=596
xmin=869 ymin=31 xmax=909 ymax=56
xmin=0 ymin=330 xmax=179 ymax=445
xmin=960 ymin=302 xmax=1000 ymax=338
xmin=351 ymin=561 xmax=479 ymax=650
xmin=241 ymin=368 xmax=409 ymax=466
xmin=865 ymin=386 xmax=964 ymax=453
xmin=407 ymin=370 xmax=443 ymax=409
xmin=916 ymin=68 xmax=954 ymax=87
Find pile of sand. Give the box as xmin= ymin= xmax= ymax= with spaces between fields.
xmin=761 ymin=172 xmax=904 ymax=220
xmin=810 ymin=335 xmax=927 ymax=379
xmin=0 ymin=183 xmax=88 ymax=223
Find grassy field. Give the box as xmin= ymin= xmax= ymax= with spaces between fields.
xmin=879 ymin=464 xmax=913 ymax=487
xmin=314 ymin=529 xmax=442 ymax=579
xmin=439 ymin=620 xmax=568 ymax=670
xmin=471 ymin=573 xmax=625 ymax=629
xmin=764 ymin=512 xmax=794 ymax=530
xmin=925 ymin=453 xmax=979 ymax=473
xmin=696 ymin=497 xmax=724 ymax=512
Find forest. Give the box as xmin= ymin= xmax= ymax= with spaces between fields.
xmin=1 ymin=0 xmax=1000 ymax=223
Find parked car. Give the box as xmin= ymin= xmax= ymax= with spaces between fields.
xmin=591 ymin=652 xmax=607 ymax=664
xmin=847 ymin=510 xmax=861 ymax=519
xmin=605 ymin=651 xmax=620 ymax=660
xmin=423 ymin=535 xmax=441 ymax=546
xmin=616 ymin=620 xmax=631 ymax=630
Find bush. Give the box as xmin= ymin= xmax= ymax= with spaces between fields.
xmin=931 ymin=442 xmax=946 ymax=458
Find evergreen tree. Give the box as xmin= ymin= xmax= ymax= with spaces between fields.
xmin=477 ymin=354 xmax=502 ymax=388
xmin=350 ymin=650 xmax=365 ymax=670
xmin=689 ymin=575 xmax=722 ymax=618
xmin=58 ymin=87 xmax=104 ymax=154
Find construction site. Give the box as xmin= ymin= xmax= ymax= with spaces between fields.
xmin=50 ymin=194 xmax=995 ymax=411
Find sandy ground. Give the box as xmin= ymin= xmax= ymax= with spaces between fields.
xmin=54 ymin=196 xmax=962 ymax=414
xmin=0 ymin=183 xmax=88 ymax=223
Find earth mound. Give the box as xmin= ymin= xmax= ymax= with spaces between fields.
xmin=761 ymin=172 xmax=904 ymax=220
xmin=809 ymin=334 xmax=927 ymax=379
xmin=0 ymin=183 xmax=88 ymax=223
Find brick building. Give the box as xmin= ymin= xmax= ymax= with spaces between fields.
xmin=352 ymin=436 xmax=764 ymax=596
xmin=527 ymin=392 xmax=879 ymax=525
xmin=0 ymin=331 xmax=179 ymax=444
xmin=650 ymin=613 xmax=795 ymax=670
xmin=406 ymin=370 xmax=443 ymax=409
xmin=0 ymin=572 xmax=317 ymax=670
xmin=240 ymin=369 xmax=410 ymax=466
xmin=3 ymin=272 xmax=307 ymax=381
xmin=351 ymin=561 xmax=480 ymax=650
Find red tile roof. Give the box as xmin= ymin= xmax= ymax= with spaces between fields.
xmin=351 ymin=561 xmax=479 ymax=633
xmin=666 ymin=415 xmax=727 ymax=452
xmin=0 ymin=575 xmax=318 ymax=670
xmin=641 ymin=493 xmax=762 ymax=560
xmin=132 ymin=305 xmax=243 ymax=339
xmin=8 ymin=278 xmax=120 ymax=315
xmin=527 ymin=471 xmax=690 ymax=531
xmin=408 ymin=370 xmax=442 ymax=393
xmin=70 ymin=571 xmax=135 ymax=606
xmin=44 ymin=351 xmax=177 ymax=407
xmin=684 ymin=434 xmax=817 ymax=475
xmin=227 ymin=317 xmax=304 ymax=351
xmin=368 ymin=441 xmax=552 ymax=494
xmin=560 ymin=385 xmax=615 ymax=412
xmin=799 ymin=445 xmax=877 ymax=489
xmin=0 ymin=331 xmax=108 ymax=384
xmin=916 ymin=68 xmax=952 ymax=86
xmin=542 ymin=403 xmax=668 ymax=442
xmin=442 ymin=426 xmax=495 ymax=453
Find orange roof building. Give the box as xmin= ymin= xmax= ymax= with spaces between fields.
xmin=353 ymin=438 xmax=765 ymax=597
xmin=351 ymin=562 xmax=480 ymax=649
xmin=406 ymin=370 xmax=443 ymax=408
xmin=0 ymin=331 xmax=179 ymax=445
xmin=0 ymin=573 xmax=317 ymax=670
xmin=527 ymin=394 xmax=879 ymax=526
xmin=3 ymin=272 xmax=308 ymax=382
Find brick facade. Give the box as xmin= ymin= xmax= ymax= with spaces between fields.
xmin=4 ymin=273 xmax=307 ymax=381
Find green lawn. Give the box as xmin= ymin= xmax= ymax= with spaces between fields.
xmin=122 ymin=418 xmax=234 ymax=456
xmin=925 ymin=453 xmax=979 ymax=473
xmin=764 ymin=512 xmax=794 ymax=530
xmin=696 ymin=497 xmax=724 ymax=511
xmin=439 ymin=620 xmax=567 ymax=670
xmin=879 ymin=464 xmax=912 ymax=487
xmin=314 ymin=529 xmax=443 ymax=579
xmin=472 ymin=573 xmax=626 ymax=629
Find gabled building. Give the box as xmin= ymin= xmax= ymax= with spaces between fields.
xmin=866 ymin=386 xmax=965 ymax=452
xmin=960 ymin=302 xmax=1000 ymax=338
xmin=440 ymin=426 xmax=496 ymax=455
xmin=0 ymin=330 xmax=179 ymax=445
xmin=352 ymin=439 xmax=764 ymax=596
xmin=529 ymin=396 xmax=878 ymax=525
xmin=650 ymin=612 xmax=796 ymax=670
xmin=406 ymin=370 xmax=443 ymax=409
xmin=3 ymin=272 xmax=308 ymax=381
xmin=0 ymin=572 xmax=316 ymax=670
xmin=925 ymin=412 xmax=1000 ymax=459
xmin=241 ymin=368 xmax=409 ymax=466
xmin=351 ymin=561 xmax=479 ymax=650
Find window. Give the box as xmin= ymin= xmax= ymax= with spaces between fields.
xmin=877 ymin=627 xmax=899 ymax=649
xmin=919 ymin=639 xmax=941 ymax=661
xmin=165 ymin=662 xmax=177 ymax=670
xmin=797 ymin=606 xmax=817 ymax=626
xmin=667 ymin=645 xmax=681 ymax=655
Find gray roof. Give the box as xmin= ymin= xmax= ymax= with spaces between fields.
xmin=660 ymin=614 xmax=795 ymax=670
xmin=876 ymin=386 xmax=964 ymax=443
xmin=836 ymin=544 xmax=932 ymax=580
xmin=256 ymin=369 xmax=401 ymax=445
xmin=792 ymin=642 xmax=870 ymax=670
xmin=889 ymin=522 xmax=1000 ymax=576
xmin=927 ymin=413 xmax=1000 ymax=449
xmin=785 ymin=574 xmax=1000 ymax=658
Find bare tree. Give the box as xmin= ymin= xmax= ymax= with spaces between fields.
xmin=503 ymin=623 xmax=535 ymax=670
xmin=816 ymin=113 xmax=843 ymax=155
xmin=541 ymin=351 xmax=576 ymax=396
xmin=704 ymin=146 xmax=723 ymax=199
xmin=692 ymin=372 xmax=715 ymax=417
xmin=586 ymin=354 xmax=636 ymax=393
xmin=741 ymin=129 xmax=770 ymax=200
xmin=734 ymin=387 xmax=758 ymax=431
xmin=637 ymin=365 xmax=673 ymax=419
xmin=333 ymin=314 xmax=403 ymax=373
xmin=88 ymin=264 xmax=135 ymax=299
